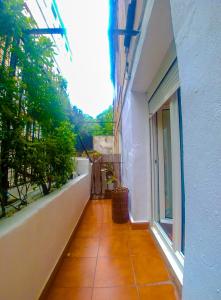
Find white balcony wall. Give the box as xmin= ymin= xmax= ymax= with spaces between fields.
xmin=119 ymin=0 xmax=175 ymax=223
xmin=121 ymin=87 xmax=150 ymax=222
xmin=0 ymin=158 xmax=91 ymax=300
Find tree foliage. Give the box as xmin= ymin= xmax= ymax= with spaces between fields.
xmin=0 ymin=0 xmax=76 ymax=216
xmin=96 ymin=106 xmax=114 ymax=135
xmin=71 ymin=105 xmax=114 ymax=153
xmin=71 ymin=106 xmax=94 ymax=152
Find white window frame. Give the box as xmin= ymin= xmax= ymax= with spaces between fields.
xmin=170 ymin=96 xmax=182 ymax=252
xmin=156 ymin=110 xmax=167 ymax=221
xmin=149 ymin=91 xmax=184 ymax=284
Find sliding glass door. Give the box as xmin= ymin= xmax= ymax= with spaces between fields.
xmin=150 ymin=91 xmax=184 ymax=255
xmin=157 ymin=107 xmax=173 ymax=240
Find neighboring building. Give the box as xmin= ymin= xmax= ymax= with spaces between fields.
xmin=110 ymin=0 xmax=221 ymax=299
xmin=25 ymin=0 xmax=72 ymax=75
xmin=93 ymin=136 xmax=114 ymax=155
xmin=0 ymin=0 xmax=71 ymax=75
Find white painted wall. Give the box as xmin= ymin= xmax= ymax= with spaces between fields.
xmin=170 ymin=1 xmax=221 ymax=299
xmin=119 ymin=0 xmax=174 ymax=224
xmin=117 ymin=0 xmax=221 ymax=297
xmin=121 ymin=87 xmax=151 ymax=222
xmin=0 ymin=158 xmax=91 ymax=300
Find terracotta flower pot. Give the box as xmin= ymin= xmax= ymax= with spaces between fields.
xmin=111 ymin=187 xmax=129 ymax=224
xmin=104 ymin=189 xmax=113 ymax=199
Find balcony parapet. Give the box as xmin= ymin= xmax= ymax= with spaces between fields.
xmin=0 ymin=158 xmax=91 ymax=300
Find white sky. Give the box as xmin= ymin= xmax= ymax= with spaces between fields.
xmin=56 ymin=0 xmax=114 ymax=117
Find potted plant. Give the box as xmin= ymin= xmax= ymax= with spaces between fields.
xmin=106 ymin=165 xmax=129 ymax=224
xmin=104 ymin=163 xmax=117 ymax=198
xmin=103 ymin=163 xmax=129 ymax=223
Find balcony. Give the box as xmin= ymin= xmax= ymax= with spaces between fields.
xmin=0 ymin=158 xmax=179 ymax=300
xmin=43 ymin=199 xmax=179 ymax=299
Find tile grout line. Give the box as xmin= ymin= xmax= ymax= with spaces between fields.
xmin=156 ymin=239 xmax=180 ymax=300
xmin=46 ymin=200 xmax=178 ymax=299
xmin=128 ymin=227 xmax=176 ymax=299
xmin=91 ymin=200 xmax=103 ymax=300
xmin=86 ymin=201 xmax=178 ymax=299
xmin=76 ymin=201 xmax=100 ymax=299
xmin=128 ymin=234 xmax=141 ymax=299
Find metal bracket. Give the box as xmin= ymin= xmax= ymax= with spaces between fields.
xmin=112 ymin=29 xmax=140 ymax=36
xmin=24 ymin=28 xmax=66 ymax=35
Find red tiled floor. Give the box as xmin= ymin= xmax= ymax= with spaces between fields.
xmin=139 ymin=284 xmax=177 ymax=300
xmin=68 ymin=237 xmax=99 ymax=258
xmin=98 ymin=235 xmax=129 ymax=257
xmin=53 ymin=258 xmax=96 ymax=288
xmin=128 ymin=234 xmax=161 ymax=256
xmin=92 ymin=286 xmax=139 ymax=300
xmin=46 ymin=287 xmax=92 ymax=300
xmin=132 ymin=255 xmax=170 ymax=284
xmin=94 ymin=256 xmax=134 ymax=287
xmin=74 ymin=222 xmax=102 ymax=239
xmin=44 ymin=200 xmax=179 ymax=300
xmin=101 ymin=222 xmax=130 ymax=237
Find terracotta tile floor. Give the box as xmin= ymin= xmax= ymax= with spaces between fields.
xmin=45 ymin=200 xmax=179 ymax=300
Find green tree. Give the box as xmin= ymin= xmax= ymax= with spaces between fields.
xmin=71 ymin=106 xmax=94 ymax=152
xmin=70 ymin=105 xmax=114 ymax=154
xmin=0 ymin=0 xmax=76 ymax=216
xmin=95 ymin=105 xmax=114 ymax=135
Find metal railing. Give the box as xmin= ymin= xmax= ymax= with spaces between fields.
xmin=91 ymin=154 xmax=121 ymax=199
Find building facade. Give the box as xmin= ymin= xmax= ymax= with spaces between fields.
xmin=25 ymin=0 xmax=72 ymax=75
xmin=111 ymin=0 xmax=221 ymax=299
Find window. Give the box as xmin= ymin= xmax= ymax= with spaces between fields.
xmin=150 ymin=91 xmax=185 ymax=266
xmin=156 ymin=105 xmax=173 ymax=241
xmin=177 ymin=88 xmax=185 ymax=254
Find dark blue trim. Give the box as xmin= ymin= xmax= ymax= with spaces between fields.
xmin=108 ymin=0 xmax=117 ymax=84
xmin=177 ymin=88 xmax=185 ymax=254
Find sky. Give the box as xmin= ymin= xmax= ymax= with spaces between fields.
xmin=56 ymin=0 xmax=114 ymax=118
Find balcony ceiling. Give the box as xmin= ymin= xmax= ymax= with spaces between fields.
xmin=131 ymin=0 xmax=174 ymax=93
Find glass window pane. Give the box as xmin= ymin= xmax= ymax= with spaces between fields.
xmin=151 ymin=91 xmax=185 ymax=253
xmin=162 ymin=109 xmax=173 ymax=219
xmin=156 ymin=108 xmax=173 ymax=241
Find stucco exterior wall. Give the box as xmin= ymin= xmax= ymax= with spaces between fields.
xmin=0 ymin=158 xmax=91 ymax=300
xmin=121 ymin=87 xmax=151 ymax=222
xmin=170 ymin=1 xmax=221 ymax=299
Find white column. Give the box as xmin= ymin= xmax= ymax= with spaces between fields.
xmin=121 ymin=90 xmax=151 ymax=222
xmin=170 ymin=1 xmax=221 ymax=299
